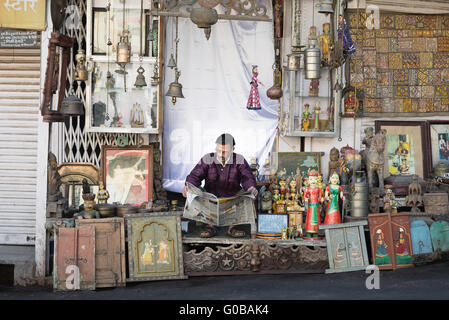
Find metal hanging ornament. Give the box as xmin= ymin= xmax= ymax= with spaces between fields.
xmin=134 ymin=66 xmax=147 ymax=87
xmin=73 ymin=49 xmax=88 ymax=81
xmin=166 ymin=68 xmax=184 ymax=104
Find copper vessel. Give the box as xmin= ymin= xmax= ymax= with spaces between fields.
xmin=116 ymin=204 xmax=138 ymax=217
xmin=95 ymin=203 xmax=117 ymax=218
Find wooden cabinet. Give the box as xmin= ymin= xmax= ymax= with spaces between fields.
xmin=76 ymin=218 xmax=126 ymax=288
xmin=53 ymin=226 xmax=96 ymax=291
xmin=320 ymin=221 xmax=369 ymax=273
xmin=368 ymin=213 xmax=413 ymax=270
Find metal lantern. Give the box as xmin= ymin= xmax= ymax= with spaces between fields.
xmin=116 ymin=35 xmax=131 ymax=66
xmin=167 ymin=53 xmax=176 ymax=69
xmin=317 ymin=0 xmax=334 ymax=14
xmin=304 ymin=26 xmax=321 ymax=79
xmin=190 ymin=7 xmax=218 ymax=40
xmin=60 ymin=95 xmax=84 ymax=116
xmin=166 ymin=69 xmax=184 ymax=104
xmin=134 ymin=66 xmax=147 ymax=88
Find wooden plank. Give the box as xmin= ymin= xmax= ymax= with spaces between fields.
xmin=0 ymin=63 xmax=40 ymax=71
xmin=0 ymin=70 xmax=40 ymax=78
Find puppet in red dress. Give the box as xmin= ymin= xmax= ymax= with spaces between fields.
xmin=303 ymin=170 xmax=324 ymax=239
xmin=247 ymin=65 xmax=264 ymax=110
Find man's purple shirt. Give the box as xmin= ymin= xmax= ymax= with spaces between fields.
xmin=185 ymin=152 xmax=257 ymax=198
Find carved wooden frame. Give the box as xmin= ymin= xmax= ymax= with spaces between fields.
xmin=40 ymin=32 xmax=75 ymax=122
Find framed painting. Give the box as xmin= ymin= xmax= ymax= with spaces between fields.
xmin=126 ymin=211 xmax=187 ymax=282
xmin=102 ymin=145 xmax=153 ymax=205
xmin=257 ymin=214 xmax=289 ymax=235
xmin=273 ymin=152 xmax=324 ymax=181
xmin=427 ymin=120 xmax=449 ymax=170
xmin=390 ymin=213 xmax=413 ymax=268
xmin=375 ymin=121 xmax=429 ymax=179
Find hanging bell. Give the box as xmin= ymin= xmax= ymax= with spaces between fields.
xmin=134 ymin=66 xmax=147 ymax=88
xmin=317 ymin=0 xmax=334 ymax=14
xmin=167 ymin=54 xmax=176 ymax=69
xmin=116 ymin=35 xmax=131 ymax=67
xmin=166 ymin=69 xmax=184 ymax=104
xmin=60 ymin=95 xmax=84 ymax=117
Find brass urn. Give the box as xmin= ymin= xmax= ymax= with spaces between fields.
xmin=190 ymin=7 xmax=218 ymax=40
xmin=74 ymin=49 xmax=88 ymax=81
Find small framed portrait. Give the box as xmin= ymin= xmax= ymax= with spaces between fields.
xmin=102 ymin=145 xmax=154 ymax=205
xmin=427 ymin=120 xmax=449 ymax=170
xmin=375 ymin=121 xmax=429 ymax=179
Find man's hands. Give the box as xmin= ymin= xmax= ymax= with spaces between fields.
xmin=182 ymin=186 xmax=188 ymax=198
xmin=247 ymin=186 xmax=258 ymax=198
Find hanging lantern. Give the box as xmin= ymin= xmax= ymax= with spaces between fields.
xmin=134 ymin=66 xmax=147 ymax=88
xmin=116 ymin=35 xmax=131 ymax=67
xmin=166 ymin=69 xmax=184 ymax=104
xmin=317 ymin=0 xmax=334 ymax=14
xmin=60 ymin=95 xmax=84 ymax=116
xmin=304 ymin=26 xmax=321 ymax=79
xmin=74 ymin=49 xmax=88 ymax=81
xmin=190 ymin=7 xmax=218 ymax=40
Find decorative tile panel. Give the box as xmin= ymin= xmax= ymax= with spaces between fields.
xmin=349 ymin=12 xmax=449 ymax=114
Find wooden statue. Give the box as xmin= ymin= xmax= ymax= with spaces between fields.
xmin=313 ymin=102 xmax=321 ymax=131
xmin=328 ymin=147 xmax=340 ymax=181
xmin=318 ymin=23 xmax=332 ymax=66
xmin=48 ymin=152 xmax=63 ymax=201
xmin=324 ymin=173 xmax=345 ymax=225
xmin=383 ymin=184 xmax=397 ymax=213
xmin=367 ymin=129 xmax=387 ymax=196
xmin=405 ymin=175 xmax=423 ymax=213
xmin=97 ymin=181 xmax=110 ymax=204
xmin=361 ymin=127 xmax=374 ymax=170
xmin=303 ymin=170 xmax=324 ymax=238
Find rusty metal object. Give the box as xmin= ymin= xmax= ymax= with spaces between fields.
xmin=95 ymin=203 xmax=117 ymax=218
xmin=190 ymin=7 xmax=218 ymax=40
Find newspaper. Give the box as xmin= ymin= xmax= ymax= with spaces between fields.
xmin=183 ymin=183 xmax=256 ymax=227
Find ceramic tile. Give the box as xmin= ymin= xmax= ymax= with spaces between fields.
xmin=426 ymin=38 xmax=438 ymax=52
xmin=441 ymin=69 xmax=449 ymax=83
xmin=419 ymin=52 xmax=433 ymax=68
xmin=402 ymin=53 xmax=418 ymax=68
xmin=424 ymin=16 xmax=437 ymax=29
xmin=405 ymin=15 xmax=417 ymax=29
xmin=418 ymin=69 xmax=429 ymax=85
xmin=403 ymin=98 xmax=412 ymax=112
xmin=350 ymin=73 xmax=364 ymax=84
xmin=365 ymin=79 xmax=377 ymax=87
xmin=389 ymin=53 xmax=402 ymax=69
xmin=434 ymin=53 xmax=449 ymax=68
xmin=412 ymin=38 xmax=426 ymax=51
xmin=421 ymin=86 xmax=435 ymax=98
xmin=437 ymin=37 xmax=449 ymax=52
xmin=428 ymin=70 xmax=441 ymax=85
xmin=377 ymin=71 xmax=391 ymax=86
xmin=375 ymin=99 xmax=383 ymax=112
xmin=408 ymin=69 xmax=418 ymax=86
xmin=350 ymin=59 xmax=363 ymax=74
xmin=363 ymin=50 xmax=376 ymax=66
xmin=398 ymin=38 xmax=413 ymax=52
xmin=377 ymin=86 xmax=393 ymax=98
xmin=397 ymin=30 xmax=412 ymax=38
xmin=364 ymin=98 xmax=376 ymax=111
xmin=381 ymin=14 xmax=395 ymax=29
xmin=416 ymin=16 xmax=425 ymax=29
xmin=390 ymin=38 xmax=399 ymax=52
xmin=364 ymin=66 xmax=377 ymax=79
xmin=394 ymin=86 xmax=409 ymax=98
xmin=442 ymin=16 xmax=449 ymax=29
xmin=435 ymin=85 xmax=449 ymax=98
xmin=363 ymin=29 xmax=375 ymax=39
xmin=411 ymin=99 xmax=419 ymax=112
xmin=422 ymin=30 xmax=434 ymax=38
xmin=364 ymin=38 xmax=376 ymax=48
xmin=382 ymin=98 xmax=394 ymax=113
xmin=409 ymin=86 xmax=422 ymax=98
xmin=395 ymin=15 xmax=405 ymax=29
xmin=393 ymin=99 xmax=404 ymax=112
xmin=413 ymin=30 xmax=424 ymax=37
xmin=393 ymin=70 xmax=408 ymax=85
xmin=376 ymin=38 xmax=390 ymax=53
xmin=434 ymin=99 xmax=442 ymax=112
xmin=365 ymin=87 xmax=377 ymax=98
xmin=377 ymin=54 xmax=389 ymax=69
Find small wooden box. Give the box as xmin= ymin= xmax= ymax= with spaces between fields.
xmin=423 ymin=193 xmax=449 ymax=215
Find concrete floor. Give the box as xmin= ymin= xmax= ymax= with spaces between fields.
xmin=1 ymin=260 xmax=449 ymax=300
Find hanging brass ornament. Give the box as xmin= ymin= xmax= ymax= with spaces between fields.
xmin=190 ymin=7 xmax=218 ymax=40
xmin=134 ymin=66 xmax=147 ymax=87
xmin=151 ymin=63 xmax=160 ymax=86
xmin=166 ymin=69 xmax=184 ymax=104
xmin=267 ymin=65 xmax=283 ymax=100
xmin=167 ymin=53 xmax=176 ymax=69
xmin=74 ymin=49 xmax=88 ymax=81
xmin=317 ymin=0 xmax=334 ymax=14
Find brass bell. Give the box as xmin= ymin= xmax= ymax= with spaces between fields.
xmin=167 ymin=54 xmax=176 ymax=69
xmin=317 ymin=0 xmax=334 ymax=14
xmin=60 ymin=95 xmax=84 ymax=117
xmin=166 ymin=69 xmax=184 ymax=104
xmin=134 ymin=66 xmax=147 ymax=88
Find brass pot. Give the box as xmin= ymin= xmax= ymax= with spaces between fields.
xmin=95 ymin=203 xmax=117 ymax=218
xmin=267 ymin=86 xmax=283 ymax=100
xmin=116 ymin=204 xmax=138 ymax=217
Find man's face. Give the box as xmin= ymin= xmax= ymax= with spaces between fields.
xmin=216 ymin=144 xmax=233 ymax=163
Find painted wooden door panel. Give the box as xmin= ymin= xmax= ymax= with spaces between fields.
xmin=76 ymin=218 xmax=126 ymax=288
xmin=368 ymin=213 xmax=396 ymax=270
xmin=126 ymin=211 xmax=187 ymax=281
xmin=53 ymin=226 xmax=96 ymax=291
xmin=328 ymin=228 xmax=349 ymax=269
xmin=430 ymin=221 xmax=449 ymax=252
xmin=345 ymin=226 xmax=365 ymax=268
xmin=391 ymin=213 xmax=413 ymax=268
xmin=411 ymin=220 xmax=433 ymax=255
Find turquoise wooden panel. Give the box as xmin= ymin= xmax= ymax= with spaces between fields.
xmin=411 ymin=220 xmax=433 ymax=255
xmin=430 ymin=220 xmax=449 ymax=253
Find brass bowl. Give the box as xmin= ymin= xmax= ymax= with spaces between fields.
xmin=116 ymin=204 xmax=138 ymax=217
xmin=95 ymin=204 xmax=117 ymax=218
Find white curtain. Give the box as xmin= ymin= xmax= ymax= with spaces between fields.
xmin=162 ymin=2 xmax=278 ymax=193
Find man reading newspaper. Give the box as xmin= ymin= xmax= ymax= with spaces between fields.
xmin=182 ymin=133 xmax=258 ymax=238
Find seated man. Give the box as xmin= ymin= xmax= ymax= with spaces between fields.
xmin=182 ymin=133 xmax=258 ymax=238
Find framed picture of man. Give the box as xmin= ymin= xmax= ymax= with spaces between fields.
xmin=427 ymin=121 xmax=449 ymax=170
xmin=375 ymin=121 xmax=429 ymax=179
xmin=102 ymin=145 xmax=154 ymax=205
